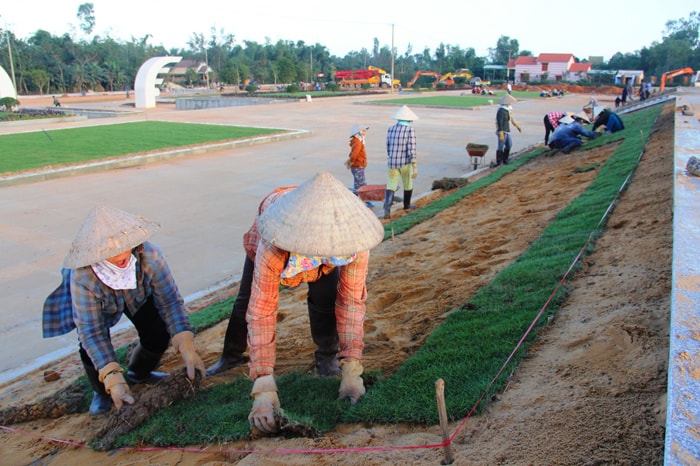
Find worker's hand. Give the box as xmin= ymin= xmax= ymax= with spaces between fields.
xmin=411 ymin=162 xmax=418 ymax=179
xmin=248 ymin=375 xmax=280 ymax=433
xmin=344 ymin=159 xmax=352 ymax=169
xmin=99 ymin=362 xmax=135 ymax=410
xmin=498 ymin=131 xmax=506 ymax=144
xmin=338 ymin=358 xmax=365 ymax=405
xmin=516 ymin=125 xmax=522 ymax=133
xmin=172 ymin=331 xmax=206 ymax=380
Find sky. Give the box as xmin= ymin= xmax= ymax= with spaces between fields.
xmin=1 ymin=1 xmax=697 ymax=62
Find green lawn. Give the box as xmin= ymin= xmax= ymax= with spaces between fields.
xmin=0 ymin=121 xmax=283 ymax=174
xmin=379 ymin=91 xmax=540 ymax=108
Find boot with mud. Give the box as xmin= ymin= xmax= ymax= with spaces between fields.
xmin=383 ymin=189 xmax=395 ymax=219
xmin=206 ymin=303 xmax=250 ymax=376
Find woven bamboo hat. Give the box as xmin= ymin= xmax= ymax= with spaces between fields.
xmin=392 ymin=105 xmax=418 ymax=121
xmin=499 ymin=94 xmax=517 ymax=105
xmin=349 ymin=124 xmax=369 ymax=138
xmin=63 ymin=205 xmax=161 ymax=269
xmin=257 ymin=172 xmax=385 ymax=256
xmin=572 ymin=111 xmax=591 ymax=124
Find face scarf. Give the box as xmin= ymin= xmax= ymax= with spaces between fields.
xmin=280 ymin=253 xmax=356 ymax=278
xmin=91 ymin=254 xmax=137 ymax=290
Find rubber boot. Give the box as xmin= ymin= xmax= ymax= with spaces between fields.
xmin=383 ymin=190 xmax=395 ymax=219
xmin=207 ymin=257 xmax=253 ymax=376
xmin=206 ymin=301 xmax=250 ymax=376
xmin=308 ymin=270 xmax=341 ymax=376
xmin=495 ymin=150 xmax=503 ymax=166
xmin=403 ymin=190 xmax=417 ymax=210
xmin=80 ymin=349 xmax=113 ymax=415
xmin=502 ymin=148 xmax=510 ymax=165
xmin=125 ymin=344 xmax=169 ymax=384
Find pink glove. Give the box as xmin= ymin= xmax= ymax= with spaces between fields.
xmin=172 ymin=331 xmax=206 ymax=380
xmin=248 ymin=375 xmax=280 ymax=433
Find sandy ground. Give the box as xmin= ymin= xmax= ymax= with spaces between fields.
xmin=0 ymin=92 xmax=672 ymax=464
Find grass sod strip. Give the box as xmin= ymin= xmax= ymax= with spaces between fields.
xmin=376 ymin=91 xmax=542 ymax=109
xmin=345 ymin=104 xmax=661 ymax=424
xmin=0 ymin=121 xmax=282 ymax=174
xmin=96 ymin=104 xmax=661 ymax=446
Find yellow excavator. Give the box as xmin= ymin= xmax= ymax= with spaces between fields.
xmin=440 ymin=69 xmax=473 ymax=86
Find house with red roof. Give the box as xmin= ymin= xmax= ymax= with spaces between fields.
xmin=511 ymin=53 xmax=592 ymax=83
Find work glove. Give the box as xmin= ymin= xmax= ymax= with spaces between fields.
xmin=497 ymin=131 xmax=506 ymax=144
xmin=172 ymin=331 xmax=206 ymax=380
xmin=248 ymin=375 xmax=280 ymax=433
xmin=338 ymin=358 xmax=365 ymax=405
xmin=411 ymin=162 xmax=418 ymax=179
xmin=344 ymin=159 xmax=352 ymax=169
xmin=99 ymin=361 xmax=135 ymax=410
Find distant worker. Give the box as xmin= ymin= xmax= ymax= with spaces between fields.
xmin=384 ymin=105 xmax=419 ymax=219
xmin=495 ymin=94 xmax=521 ymax=166
xmin=543 ymin=111 xmax=568 ymax=145
xmin=345 ymin=124 xmax=370 ymax=193
xmin=53 ymin=96 xmax=61 ymax=107
xmin=547 ymin=112 xmax=599 ymax=154
xmin=592 ymin=107 xmax=625 ymax=134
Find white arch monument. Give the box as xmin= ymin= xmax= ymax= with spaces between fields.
xmin=0 ymin=65 xmax=17 ymax=99
xmin=134 ymin=56 xmax=182 ymax=108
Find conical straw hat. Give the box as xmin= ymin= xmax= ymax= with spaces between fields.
xmin=63 ymin=205 xmax=161 ymax=269
xmin=257 ymin=172 xmax=385 ymax=256
xmin=349 ymin=124 xmax=369 ymax=138
xmin=499 ymin=94 xmax=517 ymax=105
xmin=392 ymin=105 xmax=418 ymax=121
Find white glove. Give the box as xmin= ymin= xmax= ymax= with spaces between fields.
xmin=248 ymin=375 xmax=280 ymax=433
xmin=172 ymin=331 xmax=206 ymax=380
xmin=338 ymin=358 xmax=365 ymax=404
xmin=411 ymin=162 xmax=418 ymax=179
xmin=99 ymin=361 xmax=135 ymax=410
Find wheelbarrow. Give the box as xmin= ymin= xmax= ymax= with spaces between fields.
xmin=466 ymin=143 xmax=489 ymax=170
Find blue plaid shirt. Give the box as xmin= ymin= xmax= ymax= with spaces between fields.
xmin=386 ymin=123 xmax=416 ymax=169
xmin=42 ymin=242 xmax=193 ymax=370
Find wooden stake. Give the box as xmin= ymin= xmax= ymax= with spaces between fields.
xmin=435 ymin=378 xmax=454 ymax=464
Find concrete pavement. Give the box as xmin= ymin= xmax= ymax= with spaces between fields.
xmin=0 ymin=90 xmax=599 ymax=383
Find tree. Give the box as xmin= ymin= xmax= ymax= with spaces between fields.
xmin=276 ymin=57 xmax=296 ymax=84
xmin=77 ymin=3 xmax=96 ymax=36
xmin=489 ymin=36 xmax=519 ymax=65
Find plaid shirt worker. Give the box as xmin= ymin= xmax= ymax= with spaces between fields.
xmin=242 ymin=187 xmax=370 ymax=380
xmin=386 ymin=123 xmax=416 ymax=169
xmin=42 ymin=242 xmax=194 ymax=370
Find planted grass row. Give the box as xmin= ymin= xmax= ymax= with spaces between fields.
xmin=379 ymin=91 xmax=541 ymax=109
xmin=0 ymin=121 xmax=282 ymax=174
xmin=80 ymin=103 xmax=662 ymax=447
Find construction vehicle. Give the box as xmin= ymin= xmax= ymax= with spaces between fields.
xmin=407 ymin=70 xmax=440 ymax=88
xmin=659 ymin=67 xmax=695 ymax=91
xmin=440 ymin=69 xmax=473 ymax=86
xmin=334 ymin=66 xmax=399 ymax=88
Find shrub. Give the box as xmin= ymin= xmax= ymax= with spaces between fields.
xmin=286 ymin=83 xmax=300 ymax=93
xmin=0 ymin=97 xmax=19 ymax=111
xmin=244 ymin=84 xmax=257 ymax=94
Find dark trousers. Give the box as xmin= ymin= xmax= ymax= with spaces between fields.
xmin=543 ymin=115 xmax=556 ymax=144
xmin=220 ymin=256 xmax=340 ymax=359
xmin=80 ymin=295 xmax=170 ymax=393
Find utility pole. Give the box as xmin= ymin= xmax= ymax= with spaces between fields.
xmin=390 ymin=23 xmax=395 ymax=94
xmin=0 ymin=15 xmax=17 ymax=93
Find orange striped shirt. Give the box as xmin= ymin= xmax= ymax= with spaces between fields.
xmin=243 ymin=187 xmax=370 ymax=379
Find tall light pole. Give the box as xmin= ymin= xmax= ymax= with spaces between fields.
xmin=390 ymin=23 xmax=395 ymax=94
xmin=1 ymin=15 xmax=17 ymax=93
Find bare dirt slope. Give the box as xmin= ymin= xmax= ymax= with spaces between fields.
xmin=0 ymin=102 xmax=672 ymax=465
